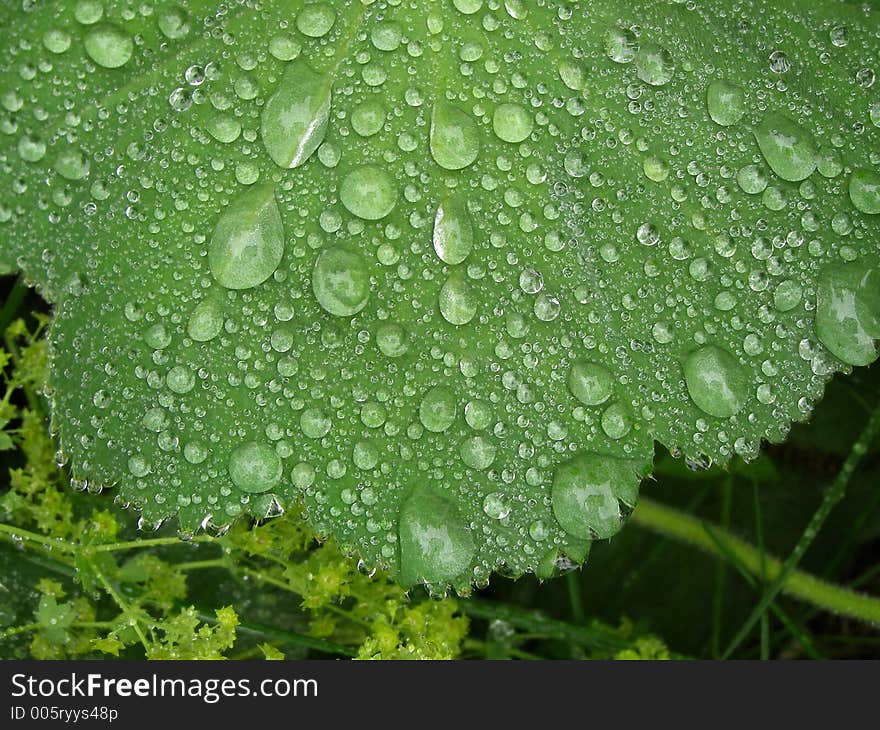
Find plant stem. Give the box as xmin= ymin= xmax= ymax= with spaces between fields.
xmin=0 ymin=621 xmax=114 ymax=641
xmin=0 ymin=276 xmax=28 ymax=336
xmin=630 ymin=498 xmax=880 ymax=630
xmin=460 ymin=597 xmax=632 ymax=653
xmin=722 ymin=399 xmax=880 ymax=657
xmin=566 ymin=571 xmax=584 ymax=624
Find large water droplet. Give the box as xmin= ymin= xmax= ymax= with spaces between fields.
xmin=376 ymin=322 xmax=408 ymax=357
xmin=567 ymin=360 xmax=613 ymax=406
xmin=706 ymin=80 xmax=745 ymax=126
xmin=351 ymin=100 xmax=385 ymax=137
xmin=311 ymin=247 xmax=371 ymax=317
xmin=84 ymin=25 xmax=133 ymax=69
xmin=339 ymin=165 xmax=397 ymax=220
xmin=635 ymin=43 xmax=674 ymax=86
xmin=551 ymin=454 xmax=640 ymax=540
xmin=419 ymin=386 xmax=457 ymax=433
xmin=439 ymin=272 xmax=478 ymax=325
xmin=683 ymin=345 xmax=748 ymax=418
xmin=261 ymin=61 xmax=330 ymax=169
xmin=493 ymin=103 xmax=533 ymax=143
xmin=54 ymin=148 xmax=90 ymax=180
xmin=754 ymin=113 xmax=817 ymax=182
xmin=604 ymin=27 xmax=637 ymax=64
xmin=460 ymin=435 xmax=496 ymax=470
xmin=433 ymin=195 xmax=473 ymax=265
xmin=398 ymin=487 xmax=475 ymax=586
xmin=848 ymin=169 xmax=880 ymax=215
xmin=208 ymin=184 xmax=284 ymax=290
xmin=187 ymin=296 xmax=224 ymax=341
xmin=815 ymin=264 xmax=880 ymax=366
xmin=228 ymin=442 xmax=282 ymax=493
xmin=296 ymin=3 xmax=335 ymax=37
xmin=430 ymin=100 xmax=480 ymax=170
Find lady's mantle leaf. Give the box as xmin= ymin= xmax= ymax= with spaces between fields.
xmin=1 ymin=0 xmax=878 ymax=590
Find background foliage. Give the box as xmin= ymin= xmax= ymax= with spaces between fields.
xmin=2 ymin=282 xmax=878 ymax=659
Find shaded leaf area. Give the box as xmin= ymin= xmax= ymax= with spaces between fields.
xmin=1 ymin=1 xmax=879 ymax=590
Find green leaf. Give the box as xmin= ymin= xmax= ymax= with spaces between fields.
xmin=1 ymin=0 xmax=879 ymax=591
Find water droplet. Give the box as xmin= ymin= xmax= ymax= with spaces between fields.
xmin=604 ymin=27 xmax=637 ymax=64
xmin=339 ymin=165 xmax=397 ymax=220
xmin=551 ymin=454 xmax=640 ymax=540
xmin=311 ymin=246 xmax=371 ymax=317
xmin=261 ymin=61 xmax=330 ymax=169
xmin=353 ymin=440 xmax=379 ymax=470
xmin=493 ymin=103 xmax=533 ymax=143
xmin=419 ymin=386 xmax=456 ymax=433
xmin=17 ymin=135 xmax=46 ymax=163
xmin=166 ymin=365 xmax=195 ymax=394
xmin=848 ymin=169 xmax=880 ymax=215
xmin=74 ymin=0 xmax=104 ymax=25
xmin=157 ymin=6 xmax=190 ymax=39
xmin=187 ymin=296 xmax=224 ymax=341
xmin=300 ymin=408 xmax=331 ymax=438
xmin=268 ymin=33 xmax=301 ymax=61
xmin=184 ymin=442 xmax=208 ymax=465
xmin=439 ymin=272 xmax=478 ymax=325
xmin=683 ymin=345 xmax=748 ymax=418
xmin=54 ymin=148 xmax=90 ymax=180
xmin=430 ymin=100 xmax=479 ymax=170
xmin=736 ymin=164 xmax=768 ymax=194
xmin=635 ymin=43 xmax=674 ymax=86
xmin=208 ymin=184 xmax=284 ymax=290
xmin=773 ymin=280 xmax=802 ymax=312
xmin=601 ymin=402 xmax=632 ymax=439
xmin=460 ymin=435 xmax=496 ymax=470
xmin=815 ymin=264 xmax=880 ymax=366
xmin=754 ymin=113 xmax=817 ymax=182
xmin=371 ymin=22 xmax=402 ymax=51
xmin=568 ymin=360 xmax=613 ymax=406
xmin=398 ymin=487 xmax=475 ymax=586
xmin=482 ymin=492 xmax=510 ymax=520
xmin=643 ymin=155 xmax=669 ymax=182
xmin=228 ymin=442 xmax=282 ymax=493
xmin=351 ymin=100 xmax=385 ymax=137
xmin=43 ymin=29 xmax=72 ymax=54
xmin=128 ymin=455 xmax=150 ymax=478
xmin=433 ymin=195 xmax=473 ymax=266
xmin=84 ymin=25 xmax=133 ymax=69
xmin=464 ymin=399 xmax=493 ymax=430
xmin=706 ymin=80 xmax=745 ymax=126
xmin=296 ymin=3 xmax=336 ymax=38
xmin=207 ymin=115 xmax=242 ymax=144
xmin=376 ymin=322 xmax=408 ymax=357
